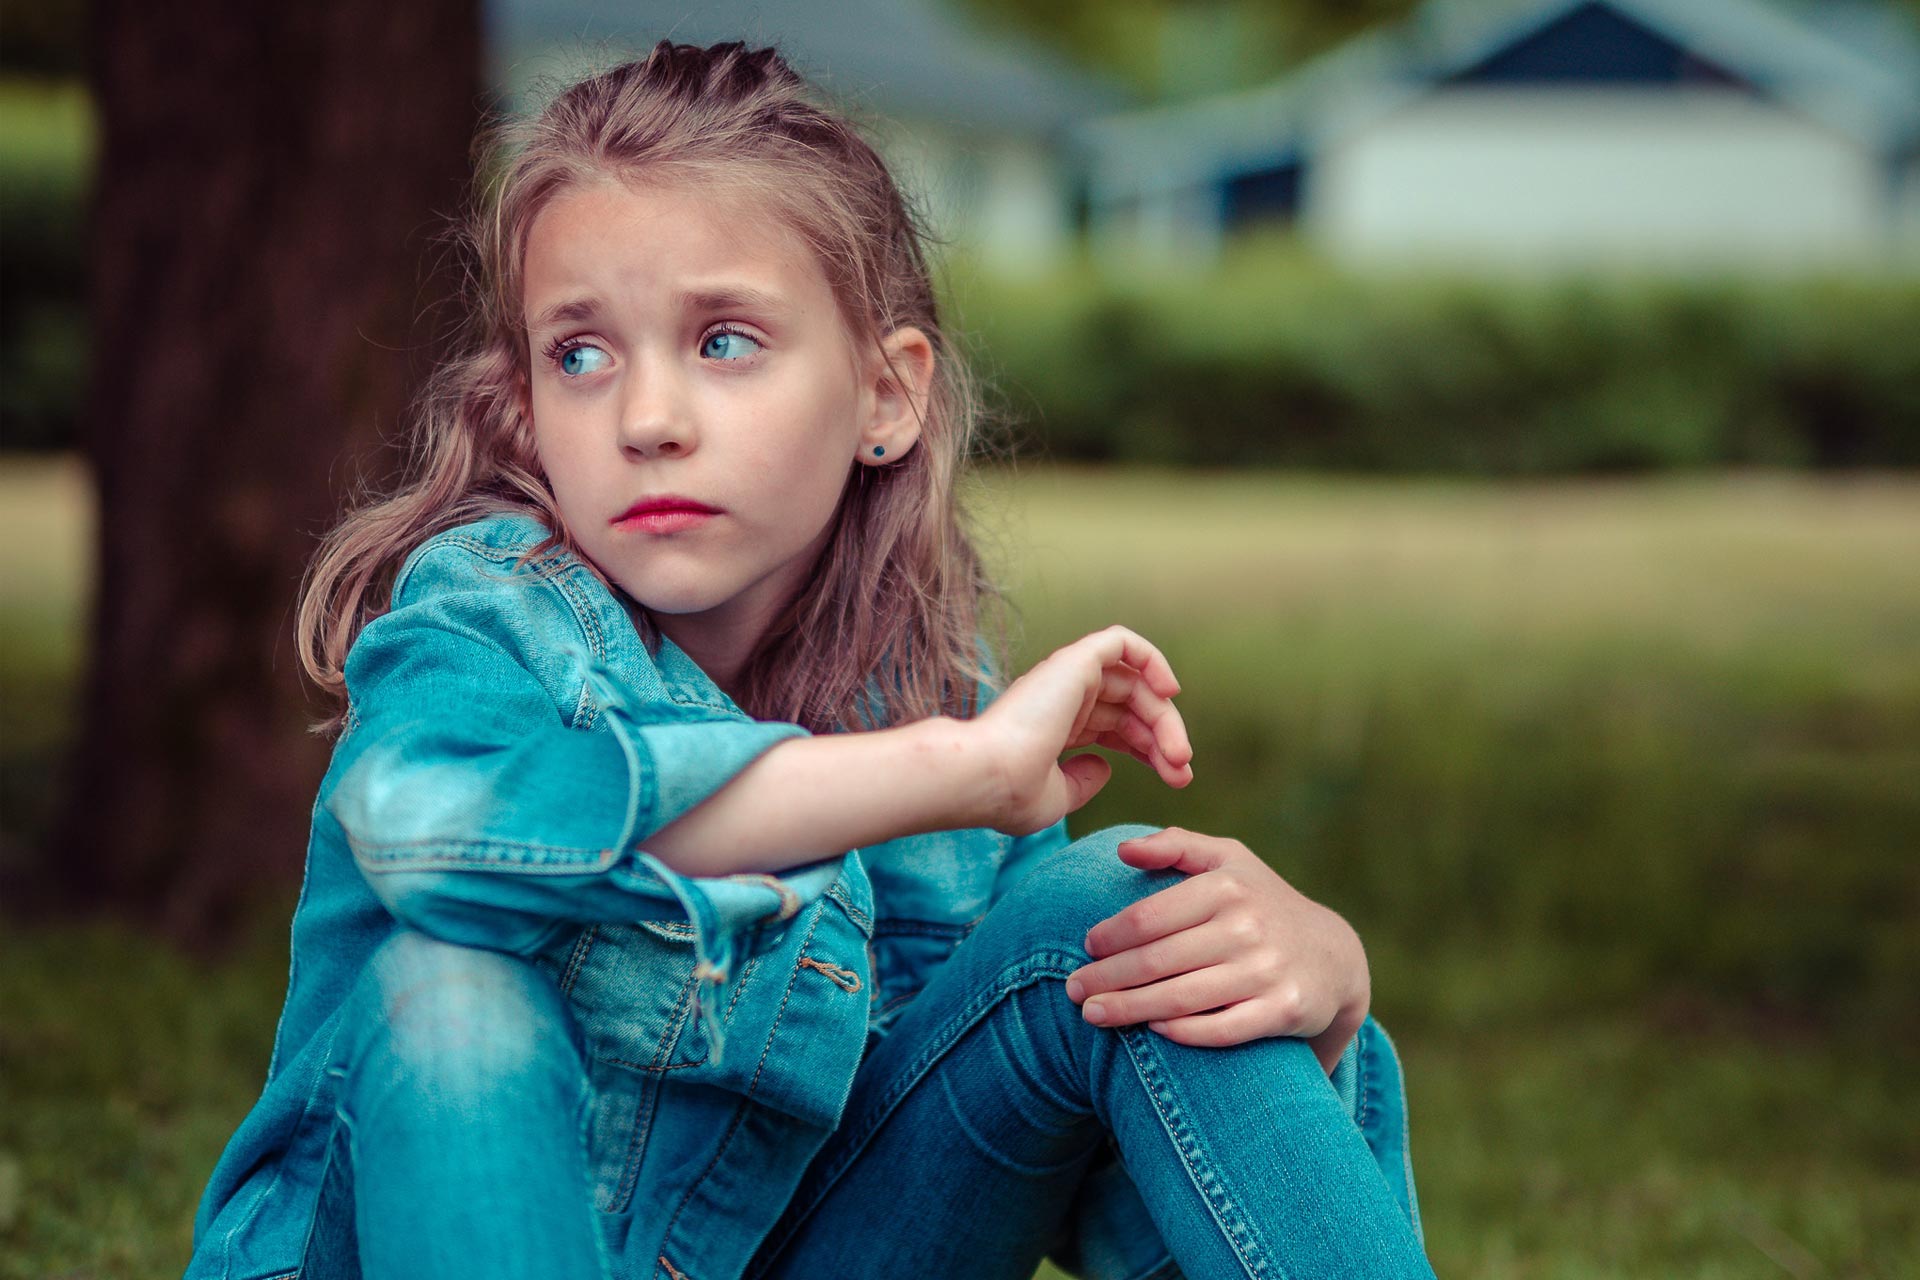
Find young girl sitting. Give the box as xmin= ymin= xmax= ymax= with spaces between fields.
xmin=185 ymin=40 xmax=1432 ymax=1280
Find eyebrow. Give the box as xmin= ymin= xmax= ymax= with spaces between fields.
xmin=529 ymin=285 xmax=788 ymax=332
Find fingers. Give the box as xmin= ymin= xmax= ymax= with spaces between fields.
xmin=1113 ymin=827 xmax=1238 ymax=876
xmin=1082 ymin=709 xmax=1191 ymax=787
xmin=1070 ymin=967 xmax=1248 ymax=1028
xmin=1055 ymin=752 xmax=1111 ymax=815
xmin=1107 ymin=668 xmax=1193 ymax=768
xmin=1078 ymin=625 xmax=1181 ymax=700
xmin=1144 ymin=1001 xmax=1273 ymax=1048
xmin=1081 ymin=870 xmax=1221 ymax=958
xmin=1081 ymin=665 xmax=1193 ymax=785
xmin=1066 ymin=916 xmax=1236 ymax=1002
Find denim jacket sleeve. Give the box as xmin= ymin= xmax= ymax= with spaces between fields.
xmin=323 ymin=533 xmax=843 ymax=1061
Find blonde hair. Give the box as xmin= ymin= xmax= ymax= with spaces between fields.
xmin=295 ymin=40 xmax=1011 ymax=737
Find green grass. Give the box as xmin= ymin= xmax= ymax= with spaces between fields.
xmin=4 ymin=454 xmax=1918 ymax=1276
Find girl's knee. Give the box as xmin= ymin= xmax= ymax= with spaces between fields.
xmin=348 ymin=929 xmax=584 ymax=1104
xmin=998 ymin=824 xmax=1182 ymax=952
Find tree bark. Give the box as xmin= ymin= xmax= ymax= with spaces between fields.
xmin=47 ymin=0 xmax=481 ymax=942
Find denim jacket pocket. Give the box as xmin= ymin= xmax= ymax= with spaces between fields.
xmin=671 ymin=861 xmax=875 ymax=1133
xmin=549 ymin=920 xmax=733 ymax=1215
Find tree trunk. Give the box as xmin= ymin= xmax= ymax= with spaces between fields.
xmin=48 ymin=0 xmax=481 ymax=943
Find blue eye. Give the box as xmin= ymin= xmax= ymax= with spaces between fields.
xmin=556 ymin=342 xmax=610 ymax=377
xmin=702 ymin=328 xmax=762 ymax=361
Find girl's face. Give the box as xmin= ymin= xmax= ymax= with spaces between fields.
xmin=520 ymin=177 xmax=929 ymax=664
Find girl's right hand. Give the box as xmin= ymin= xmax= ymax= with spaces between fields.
xmin=969 ymin=625 xmax=1193 ymax=836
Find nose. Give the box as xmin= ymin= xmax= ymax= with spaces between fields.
xmin=617 ymin=358 xmax=696 ymax=459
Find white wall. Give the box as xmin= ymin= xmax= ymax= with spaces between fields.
xmin=1306 ymin=86 xmax=1898 ymax=270
xmin=870 ymin=122 xmax=1077 ymax=272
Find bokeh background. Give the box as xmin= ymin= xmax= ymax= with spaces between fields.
xmin=3 ymin=0 xmax=1917 ymax=1275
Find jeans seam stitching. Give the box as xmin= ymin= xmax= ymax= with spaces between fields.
xmin=1119 ymin=1028 xmax=1278 ymax=1279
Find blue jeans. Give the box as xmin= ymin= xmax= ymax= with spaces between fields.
xmin=746 ymin=826 xmax=1432 ymax=1279
xmin=305 ymin=827 xmax=1431 ymax=1278
xmin=301 ymin=930 xmax=609 ymax=1279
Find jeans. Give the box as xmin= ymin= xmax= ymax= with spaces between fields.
xmin=304 ymin=825 xmax=1431 ymax=1279
xmin=301 ymin=929 xmax=610 ymax=1279
xmin=747 ymin=824 xmax=1432 ymax=1279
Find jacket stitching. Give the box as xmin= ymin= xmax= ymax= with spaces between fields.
xmin=725 ymin=952 xmax=763 ymax=1021
xmin=346 ymin=834 xmax=623 ymax=864
xmin=823 ymin=880 xmax=871 ymax=934
xmin=559 ymin=927 xmax=598 ymax=995
xmin=547 ymin=565 xmax=607 ymax=663
xmin=607 ymin=968 xmax=704 ymax=1212
xmin=655 ymin=906 xmax=831 ymax=1258
xmin=400 ymin=527 xmax=738 ymax=717
xmin=436 ymin=531 xmax=736 ymax=717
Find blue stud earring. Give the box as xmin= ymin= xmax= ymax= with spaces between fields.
xmin=872 ymin=445 xmax=885 ymax=457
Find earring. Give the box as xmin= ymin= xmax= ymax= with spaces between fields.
xmin=872 ymin=445 xmax=885 ymax=458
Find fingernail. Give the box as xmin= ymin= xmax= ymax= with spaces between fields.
xmin=1065 ymin=977 xmax=1085 ymax=1002
xmin=1084 ymin=1000 xmax=1107 ymax=1023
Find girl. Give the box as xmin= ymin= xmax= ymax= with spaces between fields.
xmin=186 ymin=40 xmax=1432 ymax=1280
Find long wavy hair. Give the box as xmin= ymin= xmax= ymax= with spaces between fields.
xmin=295 ymin=40 xmax=1013 ymax=738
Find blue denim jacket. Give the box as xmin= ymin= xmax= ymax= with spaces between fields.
xmin=186 ymin=509 xmax=1407 ymax=1279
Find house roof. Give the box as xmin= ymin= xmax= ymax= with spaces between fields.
xmin=485 ymin=0 xmax=1135 ymax=139
xmin=1076 ymin=0 xmax=1920 ymax=196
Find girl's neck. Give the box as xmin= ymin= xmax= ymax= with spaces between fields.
xmin=656 ymin=614 xmax=757 ymax=704
xmin=614 ymin=590 xmax=761 ymax=707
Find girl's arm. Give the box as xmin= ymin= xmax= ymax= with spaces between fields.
xmin=334 ymin=537 xmax=1184 ymax=943
xmin=639 ymin=625 xmax=1196 ymax=876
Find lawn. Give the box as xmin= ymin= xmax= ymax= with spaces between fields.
xmin=3 ymin=454 xmax=1916 ymax=1278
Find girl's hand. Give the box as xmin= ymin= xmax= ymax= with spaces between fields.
xmin=970 ymin=625 xmax=1193 ymax=836
xmin=1064 ymin=827 xmax=1370 ymax=1074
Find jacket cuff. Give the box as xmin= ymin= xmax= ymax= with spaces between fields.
xmin=578 ymin=645 xmax=846 ymax=1064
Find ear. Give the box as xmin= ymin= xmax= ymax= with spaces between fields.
xmin=856 ymin=325 xmax=934 ymax=467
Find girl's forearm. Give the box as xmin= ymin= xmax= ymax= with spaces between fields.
xmin=638 ymin=716 xmax=1001 ymax=877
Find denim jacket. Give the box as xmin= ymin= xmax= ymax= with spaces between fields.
xmin=187 ymin=509 xmax=1404 ymax=1280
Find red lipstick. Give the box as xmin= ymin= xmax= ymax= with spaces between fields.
xmin=613 ymin=495 xmax=721 ymax=535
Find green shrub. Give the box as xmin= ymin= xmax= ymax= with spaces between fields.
xmin=945 ymin=244 xmax=1920 ymax=473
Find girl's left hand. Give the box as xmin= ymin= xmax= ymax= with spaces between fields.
xmin=1064 ymin=826 xmax=1370 ymax=1074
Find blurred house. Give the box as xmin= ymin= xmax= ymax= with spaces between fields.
xmin=1077 ymin=0 xmax=1920 ymax=272
xmin=486 ymin=0 xmax=1133 ymax=271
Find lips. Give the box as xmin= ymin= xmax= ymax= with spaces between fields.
xmin=614 ymin=496 xmax=721 ymax=522
xmin=612 ymin=495 xmax=721 ymax=535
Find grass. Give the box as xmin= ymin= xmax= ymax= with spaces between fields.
xmin=4 ymin=453 xmax=1918 ymax=1277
